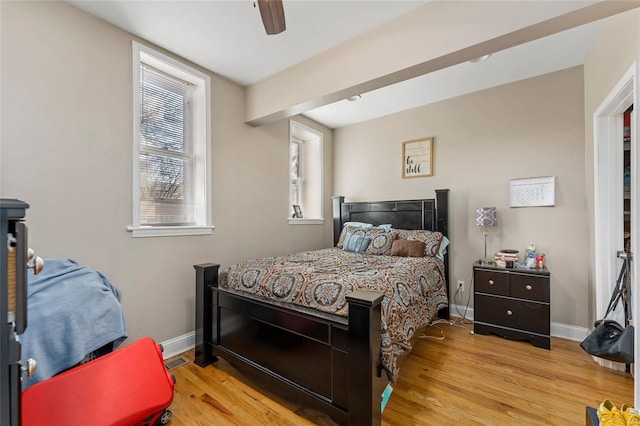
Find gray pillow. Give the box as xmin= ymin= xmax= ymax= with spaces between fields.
xmin=342 ymin=232 xmax=371 ymax=254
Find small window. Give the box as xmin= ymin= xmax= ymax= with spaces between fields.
xmin=289 ymin=121 xmax=323 ymax=224
xmin=129 ymin=42 xmax=212 ymax=237
xmin=290 ymin=140 xmax=302 ymax=208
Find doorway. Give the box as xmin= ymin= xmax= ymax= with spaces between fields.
xmin=625 ymin=106 xmax=633 ymax=256
xmin=593 ymin=62 xmax=638 ymax=405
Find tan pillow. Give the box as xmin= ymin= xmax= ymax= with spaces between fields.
xmin=390 ymin=239 xmax=425 ymax=257
xmin=394 ymin=229 xmax=444 ymax=257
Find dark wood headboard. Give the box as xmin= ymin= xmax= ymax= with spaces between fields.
xmin=331 ymin=189 xmax=451 ymax=318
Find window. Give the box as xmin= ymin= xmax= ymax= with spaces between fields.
xmin=289 ymin=120 xmax=323 ymax=224
xmin=290 ymin=140 xmax=302 ymax=207
xmin=129 ymin=42 xmax=212 ymax=237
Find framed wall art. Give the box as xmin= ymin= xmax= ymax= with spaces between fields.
xmin=402 ymin=137 xmax=433 ymax=178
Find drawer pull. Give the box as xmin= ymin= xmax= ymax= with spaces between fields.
xmin=27 ymin=256 xmax=44 ymax=275
xmin=526 ymin=285 xmax=533 ymax=291
xmin=506 ymin=310 xmax=513 ymax=316
xmin=488 ymin=280 xmax=495 ymax=285
xmin=21 ymin=358 xmax=37 ymax=377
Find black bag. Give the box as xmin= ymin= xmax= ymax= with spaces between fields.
xmin=580 ymin=256 xmax=634 ymax=363
xmin=580 ymin=320 xmax=634 ymax=363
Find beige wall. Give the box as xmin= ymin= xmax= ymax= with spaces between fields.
xmin=0 ymin=1 xmax=333 ymax=344
xmin=584 ymin=9 xmax=640 ymax=324
xmin=334 ymin=66 xmax=588 ymax=327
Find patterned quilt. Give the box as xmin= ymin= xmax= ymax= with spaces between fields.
xmin=219 ymin=247 xmax=448 ymax=382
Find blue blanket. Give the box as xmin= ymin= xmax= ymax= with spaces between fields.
xmin=21 ymin=258 xmax=127 ymax=389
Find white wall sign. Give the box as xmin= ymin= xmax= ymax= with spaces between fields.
xmin=509 ymin=176 xmax=556 ymax=207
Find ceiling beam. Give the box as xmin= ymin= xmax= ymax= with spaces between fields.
xmin=245 ymin=0 xmax=640 ymax=127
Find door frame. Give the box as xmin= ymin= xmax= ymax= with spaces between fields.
xmin=593 ymin=62 xmax=638 ymax=402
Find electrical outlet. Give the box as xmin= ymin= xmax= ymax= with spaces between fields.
xmin=457 ymin=280 xmax=465 ymax=292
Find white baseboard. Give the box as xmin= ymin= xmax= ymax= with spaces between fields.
xmin=160 ymin=331 xmax=195 ymax=359
xmin=449 ymin=304 xmax=474 ymax=321
xmin=551 ymin=322 xmax=590 ymax=342
xmin=450 ymin=303 xmax=590 ymax=343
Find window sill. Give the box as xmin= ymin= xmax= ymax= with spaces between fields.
xmin=288 ymin=218 xmax=325 ymax=225
xmin=127 ymin=225 xmax=214 ymax=238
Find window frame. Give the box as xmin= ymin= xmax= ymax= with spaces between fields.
xmin=288 ymin=120 xmax=324 ymax=225
xmin=128 ymin=41 xmax=213 ymax=237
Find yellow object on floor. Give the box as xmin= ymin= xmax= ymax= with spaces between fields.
xmin=621 ymin=404 xmax=640 ymax=426
xmin=598 ymin=399 xmax=626 ymax=426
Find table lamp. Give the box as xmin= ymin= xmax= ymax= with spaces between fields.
xmin=476 ymin=207 xmax=497 ymax=265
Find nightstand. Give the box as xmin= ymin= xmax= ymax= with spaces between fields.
xmin=473 ymin=261 xmax=551 ymax=349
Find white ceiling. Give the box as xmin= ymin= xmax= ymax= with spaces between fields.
xmin=68 ymin=0 xmax=603 ymax=129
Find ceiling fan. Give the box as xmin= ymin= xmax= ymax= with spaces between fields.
xmin=256 ymin=0 xmax=286 ymax=35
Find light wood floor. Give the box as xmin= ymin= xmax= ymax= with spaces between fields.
xmin=165 ymin=321 xmax=633 ymax=425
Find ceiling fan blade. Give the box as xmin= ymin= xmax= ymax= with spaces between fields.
xmin=257 ymin=0 xmax=286 ymax=35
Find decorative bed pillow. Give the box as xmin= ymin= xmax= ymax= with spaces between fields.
xmin=437 ymin=236 xmax=450 ymax=260
xmin=391 ymin=239 xmax=425 ymax=257
xmin=337 ymin=226 xmax=368 ymax=248
xmin=365 ymin=228 xmax=396 ymax=256
xmin=337 ymin=225 xmax=399 ymax=253
xmin=343 ymin=221 xmax=374 ymax=230
xmin=342 ymin=232 xmax=371 ymax=254
xmin=336 ymin=227 xmax=349 ymax=248
xmin=394 ymin=229 xmax=444 ymax=257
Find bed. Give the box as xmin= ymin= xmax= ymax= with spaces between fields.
xmin=194 ymin=190 xmax=450 ymax=425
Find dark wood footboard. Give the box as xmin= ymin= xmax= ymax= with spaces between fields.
xmin=194 ymin=263 xmax=386 ymax=426
xmin=194 ymin=263 xmax=219 ymax=367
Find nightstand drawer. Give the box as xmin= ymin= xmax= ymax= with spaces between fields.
xmin=474 ymin=294 xmax=550 ymax=335
xmin=475 ymin=270 xmax=509 ymax=296
xmin=510 ymin=274 xmax=550 ymax=302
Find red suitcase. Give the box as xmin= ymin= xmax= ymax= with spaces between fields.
xmin=22 ymin=337 xmax=175 ymax=426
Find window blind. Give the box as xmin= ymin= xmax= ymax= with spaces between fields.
xmin=139 ymin=63 xmax=195 ymax=226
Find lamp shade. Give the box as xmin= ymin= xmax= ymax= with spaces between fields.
xmin=476 ymin=207 xmax=497 ymax=227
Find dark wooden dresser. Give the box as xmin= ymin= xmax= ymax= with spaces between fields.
xmin=473 ymin=261 xmax=551 ymax=349
xmin=1 ymin=200 xmax=41 ymax=426
xmin=1 ymin=199 xmax=29 ymax=426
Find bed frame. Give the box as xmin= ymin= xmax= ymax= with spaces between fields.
xmin=194 ymin=189 xmax=450 ymax=425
